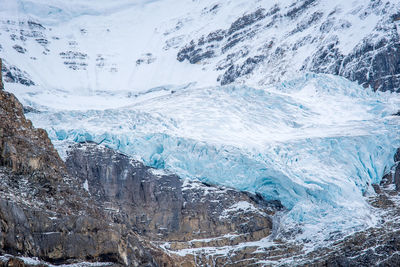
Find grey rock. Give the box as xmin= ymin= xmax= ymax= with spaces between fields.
xmin=177 ymin=8 xmax=268 ymax=65
xmin=0 ymin=59 xmax=3 ymax=90
xmin=66 ymin=142 xmax=278 ymax=243
xmin=227 ymin=8 xmax=266 ymax=35
xmin=394 ymin=148 xmax=400 ymax=191
xmin=285 ymin=0 xmax=317 ymax=19
xmin=176 ymin=1 xmax=400 ymax=92
xmin=1 ymin=61 xmax=34 ymax=87
xmin=59 ymin=51 xmax=88 ymax=70
xmin=220 ymin=55 xmax=265 ymax=85
xmin=308 ymin=32 xmax=400 ymax=92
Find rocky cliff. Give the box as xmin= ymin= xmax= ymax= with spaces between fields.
xmin=66 ymin=142 xmax=282 ymax=266
xmin=0 ymin=89 xmax=65 ymax=181
xmin=66 ymin=143 xmax=277 ymax=244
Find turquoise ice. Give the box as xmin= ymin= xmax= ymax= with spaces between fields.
xmin=26 ymin=74 xmax=400 ymax=239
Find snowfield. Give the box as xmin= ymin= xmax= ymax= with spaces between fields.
xmin=1 ymin=0 xmax=400 ymax=92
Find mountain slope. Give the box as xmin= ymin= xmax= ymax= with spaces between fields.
xmin=0 ymin=0 xmax=399 ymax=98
xmin=0 ymin=0 xmax=400 ymax=265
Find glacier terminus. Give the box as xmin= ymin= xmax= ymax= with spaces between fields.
xmin=0 ymin=0 xmax=400 ymax=265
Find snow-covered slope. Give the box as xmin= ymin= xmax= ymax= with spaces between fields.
xmin=1 ymin=0 xmax=400 ymax=96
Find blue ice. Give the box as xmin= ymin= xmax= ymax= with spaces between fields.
xmin=26 ymin=74 xmax=400 ymax=236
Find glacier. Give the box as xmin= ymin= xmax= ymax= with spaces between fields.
xmin=23 ymin=73 xmax=400 ymax=241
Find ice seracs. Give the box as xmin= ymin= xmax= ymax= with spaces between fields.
xmin=24 ymin=74 xmax=400 ymax=242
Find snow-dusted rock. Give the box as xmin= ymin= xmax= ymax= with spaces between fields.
xmin=1 ymin=0 xmax=399 ymax=93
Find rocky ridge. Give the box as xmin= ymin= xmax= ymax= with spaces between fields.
xmin=176 ymin=1 xmax=400 ymax=92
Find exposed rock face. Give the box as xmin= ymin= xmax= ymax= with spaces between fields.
xmin=66 ymin=142 xmax=278 ymax=253
xmin=0 ymin=89 xmax=65 ymax=181
xmin=0 ymin=59 xmax=3 ymax=90
xmin=306 ymin=23 xmax=400 ymax=92
xmin=380 ymin=148 xmax=400 ymax=191
xmin=1 ymin=60 xmax=35 ymax=87
xmin=0 ymin=186 xmax=140 ymax=265
xmin=176 ymin=1 xmax=400 ymax=92
xmin=394 ymin=148 xmax=400 ymax=191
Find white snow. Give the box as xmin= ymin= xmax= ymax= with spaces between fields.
xmin=1 ymin=0 xmax=398 ymax=100
xmin=149 ymin=168 xmax=169 ymax=177
xmin=220 ymin=201 xmax=266 ymax=220
xmin=0 ymin=254 xmax=112 ymax=267
xmin=18 ymin=257 xmax=42 ymax=265
xmin=83 ymin=179 xmax=89 ymax=192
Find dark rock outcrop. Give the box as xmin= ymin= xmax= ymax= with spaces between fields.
xmin=219 ymin=55 xmax=265 ymax=85
xmin=1 ymin=61 xmax=35 ymax=87
xmin=307 ymin=30 xmax=400 ymax=92
xmin=393 ymin=148 xmax=400 ymax=191
xmin=177 ymin=7 xmax=269 ymax=76
xmin=66 ymin=142 xmax=278 ymax=247
xmin=0 ymin=59 xmax=3 ymax=90
xmin=59 ymin=51 xmax=88 ymax=70
xmin=380 ymin=148 xmax=400 ymax=191
xmin=0 ymin=89 xmax=65 ymax=181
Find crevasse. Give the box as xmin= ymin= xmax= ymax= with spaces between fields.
xmin=25 ymin=74 xmax=400 ymax=239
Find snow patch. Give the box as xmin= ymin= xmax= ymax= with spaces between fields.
xmin=83 ymin=179 xmax=89 ymax=192
xmin=220 ymin=201 xmax=266 ymax=219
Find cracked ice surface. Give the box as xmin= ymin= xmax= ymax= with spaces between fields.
xmin=24 ymin=73 xmax=400 ymax=240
